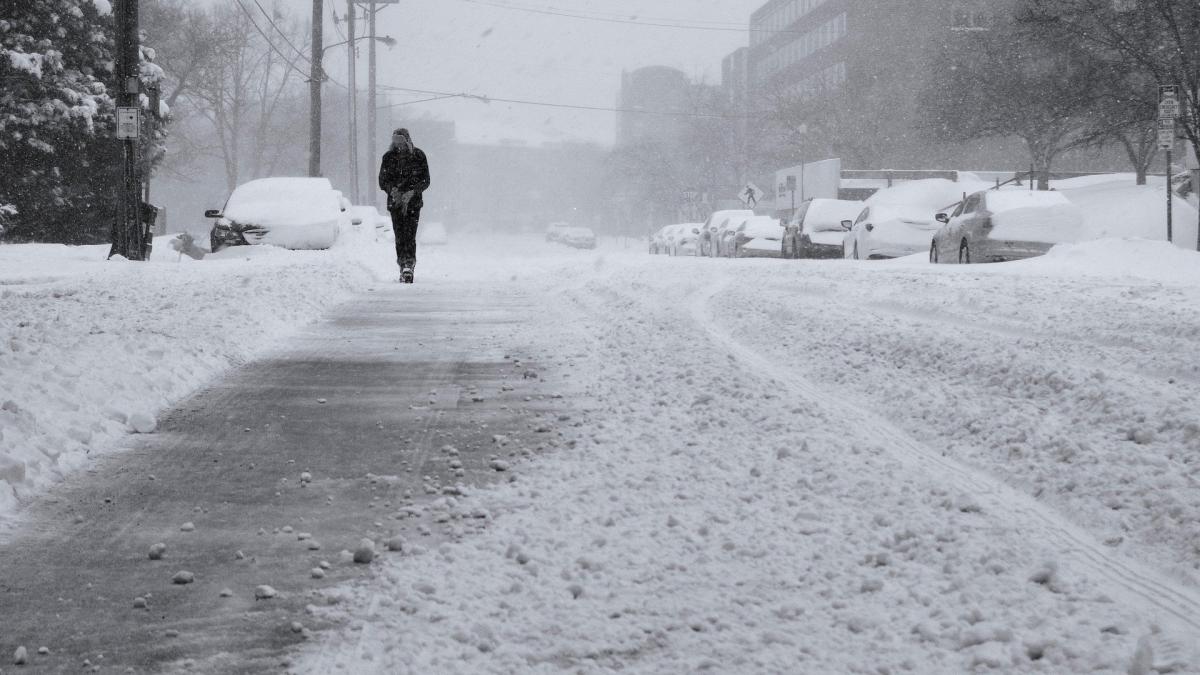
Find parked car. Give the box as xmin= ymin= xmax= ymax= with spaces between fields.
xmin=698 ymin=209 xmax=753 ymax=256
xmin=545 ymin=221 xmax=570 ymax=242
xmin=650 ymin=225 xmax=673 ymax=254
xmin=930 ymin=190 xmax=1085 ymax=264
xmin=714 ymin=215 xmax=750 ymax=257
xmin=418 ymin=221 xmax=448 ymax=246
xmin=842 ymin=204 xmax=939 ymax=260
xmin=732 ymin=216 xmax=785 ymax=258
xmin=206 ymin=177 xmax=347 ymax=252
xmin=348 ymin=205 xmax=392 ymax=240
xmin=669 ymin=223 xmax=701 ymax=256
xmin=558 ymin=226 xmax=597 ymax=249
xmin=783 ymin=198 xmax=865 ymax=259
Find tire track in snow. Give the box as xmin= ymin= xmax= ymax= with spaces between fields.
xmin=689 ymin=280 xmax=1200 ymax=639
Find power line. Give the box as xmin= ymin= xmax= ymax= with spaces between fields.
xmin=377 ymin=84 xmax=768 ymax=119
xmin=253 ymin=0 xmax=310 ymax=65
xmin=233 ymin=0 xmax=347 ymax=89
xmin=455 ymin=0 xmax=806 ymax=35
xmin=377 ymin=94 xmax=462 ymax=109
xmin=232 ymin=0 xmax=317 ymax=82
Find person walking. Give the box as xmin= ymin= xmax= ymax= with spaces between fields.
xmin=378 ymin=128 xmax=431 ymax=283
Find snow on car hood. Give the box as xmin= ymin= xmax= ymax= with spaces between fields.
xmin=804 ymin=199 xmax=864 ymax=233
xmin=224 ymin=177 xmax=342 ymax=230
xmin=990 ymin=203 xmax=1085 ymax=244
xmin=741 ymin=217 xmax=784 ymax=240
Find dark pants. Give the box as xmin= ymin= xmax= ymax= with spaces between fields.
xmin=390 ymin=205 xmax=420 ymax=268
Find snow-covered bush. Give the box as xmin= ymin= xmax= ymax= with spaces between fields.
xmin=0 ymin=1 xmax=168 ymax=244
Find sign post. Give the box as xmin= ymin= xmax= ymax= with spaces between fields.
xmin=786 ymin=175 xmax=796 ymax=213
xmin=1159 ymin=85 xmax=1179 ymax=243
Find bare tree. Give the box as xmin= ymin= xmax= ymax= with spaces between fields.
xmin=921 ymin=15 xmax=1102 ymax=190
xmin=145 ymin=0 xmax=309 ymax=190
xmin=1023 ymin=0 xmax=1200 ymax=173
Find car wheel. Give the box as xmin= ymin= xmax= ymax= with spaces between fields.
xmin=930 ymin=242 xmax=938 ymax=264
xmin=959 ymin=240 xmax=970 ymax=264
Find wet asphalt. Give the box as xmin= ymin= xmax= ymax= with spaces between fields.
xmin=0 ymin=283 xmax=569 ymax=673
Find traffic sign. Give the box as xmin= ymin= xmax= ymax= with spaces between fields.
xmin=1159 ymin=99 xmax=1180 ymax=120
xmin=739 ymin=183 xmax=764 ymax=207
xmin=1158 ymin=119 xmax=1175 ymax=150
xmin=116 ymin=107 xmax=140 ymax=139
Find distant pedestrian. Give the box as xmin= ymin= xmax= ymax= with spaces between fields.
xmin=378 ymin=128 xmax=431 ymax=283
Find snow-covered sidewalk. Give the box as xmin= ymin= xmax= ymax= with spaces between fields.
xmin=294 ymin=239 xmax=1200 ymax=674
xmin=0 ymin=239 xmax=363 ymax=518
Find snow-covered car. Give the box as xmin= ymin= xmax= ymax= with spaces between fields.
xmin=698 ymin=209 xmax=753 ymax=256
xmin=348 ymin=205 xmax=392 ymax=240
xmin=206 ymin=177 xmax=346 ymax=252
xmin=843 ymin=204 xmax=939 ymax=260
xmin=930 ymin=190 xmax=1084 ymax=264
xmin=714 ymin=215 xmax=750 ymax=257
xmin=731 ymin=216 xmax=785 ymax=258
xmin=669 ymin=223 xmax=701 ymax=256
xmin=545 ymin=222 xmax=570 ymax=242
xmin=417 ymin=221 xmax=448 ymax=246
xmin=558 ymin=226 xmax=597 ymax=249
xmin=784 ymin=198 xmax=865 ymax=259
xmin=649 ymin=225 xmax=671 ymax=254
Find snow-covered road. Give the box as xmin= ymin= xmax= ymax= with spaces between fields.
xmin=294 ymin=239 xmax=1200 ymax=674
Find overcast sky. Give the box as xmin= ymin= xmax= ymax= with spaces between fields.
xmin=316 ymin=0 xmax=764 ymax=147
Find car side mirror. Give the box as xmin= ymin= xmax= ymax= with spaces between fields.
xmin=204 ymin=209 xmax=222 ymax=218
xmin=936 ymin=213 xmax=949 ymax=224
xmin=840 ymin=219 xmax=853 ymax=230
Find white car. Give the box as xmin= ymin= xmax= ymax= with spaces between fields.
xmin=649 ymin=225 xmax=671 ymax=254
xmin=418 ymin=221 xmax=448 ymax=246
xmin=558 ymin=226 xmax=597 ymax=249
xmin=931 ymin=190 xmax=1084 ymax=264
xmin=348 ymin=205 xmax=392 ymax=240
xmin=698 ymin=209 xmax=753 ymax=256
xmin=784 ymin=198 xmax=865 ymax=259
xmin=843 ymin=204 xmax=939 ymax=260
xmin=731 ymin=216 xmax=785 ymax=258
xmin=206 ymin=177 xmax=347 ymax=252
xmin=714 ymin=215 xmax=750 ymax=257
xmin=545 ymin=222 xmax=570 ymax=242
xmin=670 ymin=223 xmax=701 ymax=256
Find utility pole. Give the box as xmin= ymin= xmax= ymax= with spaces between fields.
xmin=346 ymin=1 xmax=360 ymax=202
xmin=366 ymin=1 xmax=378 ymax=208
xmin=110 ymin=0 xmax=146 ymax=260
xmin=308 ymin=0 xmax=324 ymax=177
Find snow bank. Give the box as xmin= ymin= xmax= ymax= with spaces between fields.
xmin=0 ymin=234 xmax=386 ymax=519
xmin=1056 ymin=176 xmax=1199 ymax=251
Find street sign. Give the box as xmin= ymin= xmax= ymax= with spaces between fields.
xmin=1158 ymin=128 xmax=1176 ymax=150
xmin=116 ymin=107 xmax=140 ymax=139
xmin=739 ymin=183 xmax=764 ymax=207
xmin=1159 ymin=84 xmax=1179 ymax=99
xmin=786 ymin=175 xmax=796 ymax=191
xmin=1159 ymin=99 xmax=1180 ymax=120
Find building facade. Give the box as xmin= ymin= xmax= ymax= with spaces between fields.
xmin=615 ymin=66 xmax=692 ymax=148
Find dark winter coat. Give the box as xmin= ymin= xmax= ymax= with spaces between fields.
xmin=378 ymin=146 xmax=431 ymax=213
